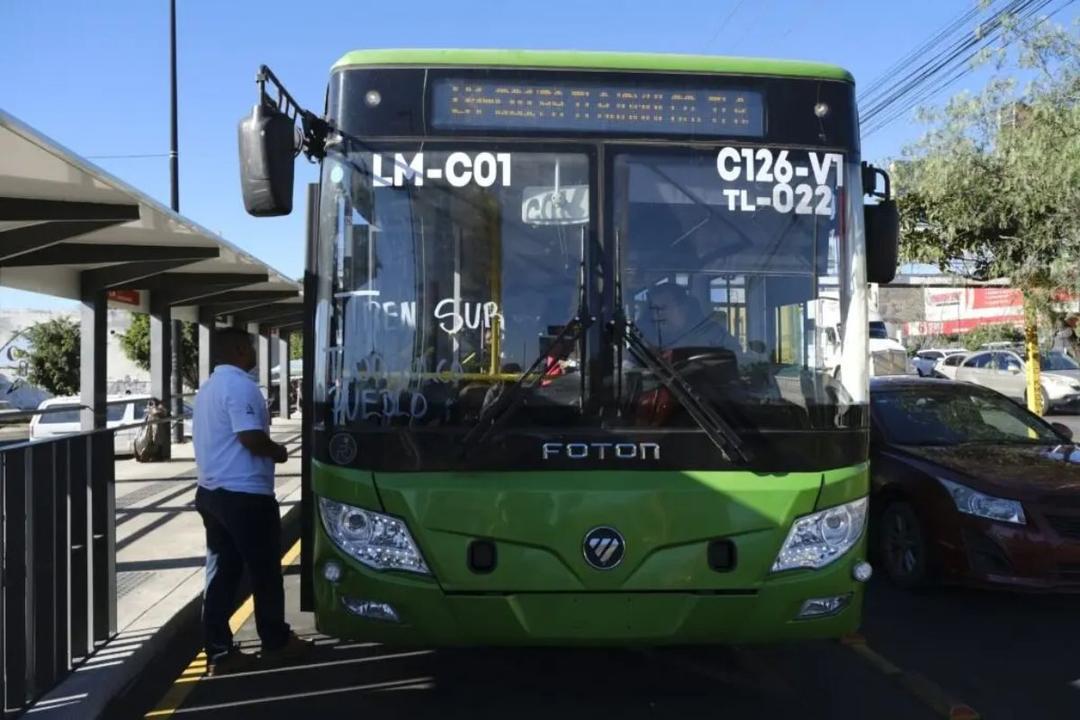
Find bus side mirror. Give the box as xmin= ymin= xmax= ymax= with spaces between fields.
xmin=238 ymin=102 xmax=297 ymax=216
xmin=862 ymin=162 xmax=898 ymax=285
xmin=865 ymin=200 xmax=899 ymax=285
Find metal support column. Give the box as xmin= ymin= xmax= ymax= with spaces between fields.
xmin=198 ymin=305 xmax=217 ymax=386
xmin=251 ymin=323 xmax=270 ymax=402
xmin=171 ymin=319 xmax=184 ymax=443
xmin=150 ymin=293 xmax=173 ymax=460
xmin=79 ymin=286 xmax=107 ymax=431
xmin=278 ymin=330 xmax=291 ymax=419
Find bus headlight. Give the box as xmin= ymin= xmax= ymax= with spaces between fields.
xmin=319 ymin=498 xmax=430 ymax=575
xmin=771 ymin=497 xmax=868 ymax=572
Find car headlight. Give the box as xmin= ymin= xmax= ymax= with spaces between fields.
xmin=936 ymin=478 xmax=1025 ymax=525
xmin=771 ymin=497 xmax=868 ymax=572
xmin=319 ymin=497 xmax=430 ymax=574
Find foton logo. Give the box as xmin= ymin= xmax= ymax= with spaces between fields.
xmin=541 ymin=442 xmax=660 ymax=461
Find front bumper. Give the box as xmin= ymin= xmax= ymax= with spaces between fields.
xmin=312 ymin=521 xmax=866 ymax=646
xmin=941 ymin=511 xmax=1080 ymax=592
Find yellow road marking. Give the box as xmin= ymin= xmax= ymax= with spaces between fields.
xmin=144 ymin=539 xmax=302 ymax=718
xmin=840 ymin=634 xmax=980 ymax=720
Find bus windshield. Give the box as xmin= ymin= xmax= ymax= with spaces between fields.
xmin=313 ymin=141 xmax=868 ymax=459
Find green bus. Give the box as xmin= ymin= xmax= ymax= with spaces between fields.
xmin=238 ymin=49 xmax=898 ymax=645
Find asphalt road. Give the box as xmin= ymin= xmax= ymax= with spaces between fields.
xmin=138 ymin=565 xmax=1080 ymax=720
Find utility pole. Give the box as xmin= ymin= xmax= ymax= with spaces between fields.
xmin=169 ymin=0 xmax=184 ymax=443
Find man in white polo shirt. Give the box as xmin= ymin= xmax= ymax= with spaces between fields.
xmin=193 ymin=326 xmax=303 ymax=675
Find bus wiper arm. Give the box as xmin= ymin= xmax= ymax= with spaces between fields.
xmin=460 ymin=314 xmax=592 ymax=457
xmin=620 ymin=317 xmax=750 ymax=464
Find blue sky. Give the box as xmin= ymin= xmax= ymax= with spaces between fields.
xmin=2 ymin=0 xmax=1076 ymax=310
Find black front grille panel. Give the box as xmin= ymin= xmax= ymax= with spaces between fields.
xmin=1046 ymin=514 xmax=1080 ymax=540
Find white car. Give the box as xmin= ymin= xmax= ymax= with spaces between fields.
xmin=954 ymin=350 xmax=1080 ymax=414
xmin=912 ymin=349 xmax=965 ymax=377
xmin=29 ymin=395 xmax=193 ymax=455
xmin=933 ymin=351 xmax=970 ymax=380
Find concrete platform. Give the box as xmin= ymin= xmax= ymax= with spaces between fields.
xmin=22 ymin=418 xmax=303 ymax=720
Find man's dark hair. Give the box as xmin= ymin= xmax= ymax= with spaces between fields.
xmin=214 ymin=326 xmax=254 ymax=364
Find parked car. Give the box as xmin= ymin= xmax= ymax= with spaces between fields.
xmin=29 ymin=394 xmax=193 ymax=455
xmin=913 ymin=349 xmax=965 ymax=377
xmin=933 ymin=351 xmax=970 ymax=380
xmin=869 ymin=376 xmax=1080 ymax=591
xmin=953 ymin=349 xmax=1080 ymax=414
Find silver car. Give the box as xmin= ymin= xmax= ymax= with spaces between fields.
xmin=954 ymin=350 xmax=1080 ymax=413
xmin=913 ymin=349 xmax=965 ymax=377
xmin=933 ymin=351 xmax=970 ymax=380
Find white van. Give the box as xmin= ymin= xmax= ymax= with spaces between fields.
xmin=29 ymin=395 xmax=193 ymax=456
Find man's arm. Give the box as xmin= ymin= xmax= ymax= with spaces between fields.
xmin=237 ymin=430 xmax=290 ymax=464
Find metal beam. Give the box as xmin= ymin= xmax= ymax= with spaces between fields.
xmin=0 ymin=243 xmax=220 ymax=267
xmin=230 ymin=303 xmax=304 ymax=324
xmin=0 ymin=197 xmax=139 ymax=222
xmin=80 ymin=253 xmax=218 ymax=290
xmin=179 ymin=289 xmax=298 ymax=309
xmin=112 ymin=271 xmax=268 ymax=293
xmin=0 ymin=220 xmax=126 ymax=261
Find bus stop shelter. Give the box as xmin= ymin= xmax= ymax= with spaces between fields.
xmin=0 ymin=109 xmax=304 ymax=450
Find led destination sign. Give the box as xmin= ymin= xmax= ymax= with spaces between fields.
xmin=430 ymin=78 xmax=764 ymax=137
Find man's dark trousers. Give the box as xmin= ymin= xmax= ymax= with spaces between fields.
xmin=195 ymin=486 xmax=290 ymax=656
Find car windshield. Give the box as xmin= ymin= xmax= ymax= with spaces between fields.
xmin=1041 ymin=352 xmax=1079 ymax=371
xmin=872 ymin=387 xmax=1062 ymax=446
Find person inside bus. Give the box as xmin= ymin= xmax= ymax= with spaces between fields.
xmin=638 ymin=282 xmax=742 ymax=356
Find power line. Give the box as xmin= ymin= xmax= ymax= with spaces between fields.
xmin=859 ymin=0 xmax=1073 ymax=137
xmin=863 ymin=0 xmax=1071 ymax=136
xmin=703 ymin=0 xmax=748 ymax=52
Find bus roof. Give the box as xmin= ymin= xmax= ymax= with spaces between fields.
xmin=332 ymin=49 xmax=854 ymax=83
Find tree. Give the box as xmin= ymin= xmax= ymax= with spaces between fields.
xmin=118 ymin=314 xmax=200 ymax=390
xmin=23 ymin=317 xmax=80 ymax=396
xmin=289 ymin=331 xmax=303 ymax=360
xmin=893 ymin=20 xmax=1080 ymax=413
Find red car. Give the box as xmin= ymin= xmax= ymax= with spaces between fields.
xmin=870 ymin=376 xmax=1080 ymax=592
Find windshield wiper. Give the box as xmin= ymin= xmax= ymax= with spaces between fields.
xmin=459 ymin=313 xmax=591 ymax=457
xmin=617 ymin=314 xmax=750 ymax=464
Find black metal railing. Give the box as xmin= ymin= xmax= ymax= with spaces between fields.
xmin=1 ymin=427 xmax=116 ymax=716
xmin=0 ymin=408 xmax=187 ymax=716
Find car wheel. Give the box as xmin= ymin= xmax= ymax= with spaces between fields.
xmin=878 ymin=501 xmax=930 ymax=590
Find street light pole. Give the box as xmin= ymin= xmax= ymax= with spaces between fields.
xmin=169 ymin=0 xmax=184 ymax=443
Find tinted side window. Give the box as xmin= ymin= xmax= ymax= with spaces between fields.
xmin=964 ymin=353 xmax=990 ymax=368
xmin=1000 ymin=353 xmax=1022 ymax=371
xmin=945 ymin=355 xmax=965 ymax=366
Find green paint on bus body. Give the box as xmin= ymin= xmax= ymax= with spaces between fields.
xmin=311 ymin=460 xmax=868 ymax=645
xmin=331 ymin=49 xmax=855 ymax=84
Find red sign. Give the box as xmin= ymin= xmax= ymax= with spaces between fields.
xmin=107 ymin=289 xmax=141 ymax=306
xmin=970 ymin=288 xmax=1023 ymax=309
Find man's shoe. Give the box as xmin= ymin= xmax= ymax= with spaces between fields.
xmin=205 ymin=645 xmax=256 ymax=677
xmin=259 ymin=633 xmax=311 ymax=665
